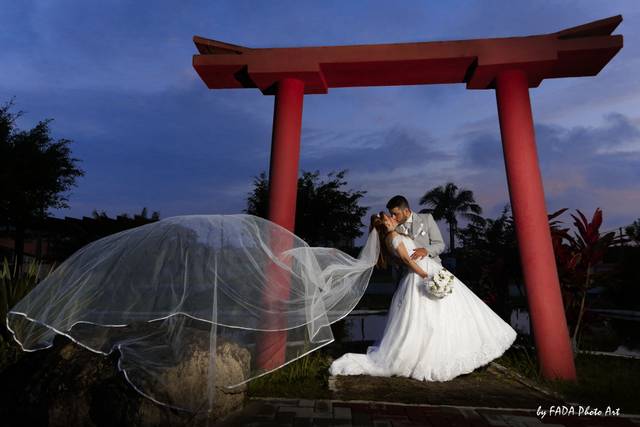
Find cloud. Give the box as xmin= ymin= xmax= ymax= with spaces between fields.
xmin=455 ymin=111 xmax=640 ymax=229
xmin=460 ymin=132 xmax=503 ymax=169
xmin=1 ymin=0 xmax=638 ymax=238
xmin=5 ymin=83 xmax=274 ymax=219
xmin=299 ymin=124 xmax=454 ymax=173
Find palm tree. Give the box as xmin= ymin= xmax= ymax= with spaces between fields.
xmin=419 ymin=182 xmax=482 ymax=252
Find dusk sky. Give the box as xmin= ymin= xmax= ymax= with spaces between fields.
xmin=2 ymin=1 xmax=639 ymax=245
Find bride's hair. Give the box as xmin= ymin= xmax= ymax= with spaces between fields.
xmin=370 ymin=212 xmax=394 ymax=270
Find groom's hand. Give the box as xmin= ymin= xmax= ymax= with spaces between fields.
xmin=410 ymin=248 xmax=428 ymax=260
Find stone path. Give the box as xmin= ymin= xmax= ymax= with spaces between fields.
xmin=213 ymin=362 xmax=639 ymax=427
xmin=214 ymin=397 xmax=640 ymax=426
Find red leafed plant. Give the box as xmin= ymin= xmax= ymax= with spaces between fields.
xmin=548 ymin=208 xmax=581 ymax=273
xmin=548 ymin=209 xmax=582 ymax=330
xmin=548 ymin=207 xmax=627 ymax=351
xmin=564 ymin=208 xmax=624 ymax=350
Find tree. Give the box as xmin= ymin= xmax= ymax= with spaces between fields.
xmin=455 ymin=204 xmax=521 ymax=321
xmin=625 ymin=218 xmax=640 ymax=246
xmin=44 ymin=207 xmax=161 ymax=262
xmin=245 ymin=170 xmax=368 ymax=249
xmin=419 ymin=182 xmax=482 ymax=252
xmin=0 ymin=98 xmax=85 ymax=273
xmin=92 ymin=206 xmax=160 ymax=224
xmin=90 ymin=206 xmax=161 ymax=236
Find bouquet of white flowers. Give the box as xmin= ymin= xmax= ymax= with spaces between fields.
xmin=425 ymin=268 xmax=455 ymax=298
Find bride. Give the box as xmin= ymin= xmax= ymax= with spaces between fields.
xmin=329 ymin=212 xmax=517 ymax=381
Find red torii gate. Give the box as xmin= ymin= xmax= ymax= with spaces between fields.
xmin=192 ymin=15 xmax=623 ymax=380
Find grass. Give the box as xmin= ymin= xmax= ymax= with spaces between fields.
xmin=547 ymin=353 xmax=640 ymax=414
xmin=246 ymin=349 xmax=333 ymax=399
xmin=0 ymin=336 xmax=23 ymax=374
xmin=495 ymin=344 xmax=640 ymax=414
xmin=0 ymin=256 xmax=56 ymax=374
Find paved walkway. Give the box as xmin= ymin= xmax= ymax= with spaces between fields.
xmin=212 ymin=361 xmax=639 ymax=427
xmin=214 ymin=397 xmax=640 ymax=426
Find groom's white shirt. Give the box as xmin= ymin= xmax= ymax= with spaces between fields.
xmin=396 ymin=211 xmax=445 ymax=264
xmin=391 ymin=210 xmax=446 ymax=287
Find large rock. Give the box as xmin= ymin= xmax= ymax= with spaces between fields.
xmin=0 ymin=334 xmax=251 ymax=426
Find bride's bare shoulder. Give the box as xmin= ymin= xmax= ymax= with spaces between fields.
xmin=385 ymin=230 xmax=400 ymax=244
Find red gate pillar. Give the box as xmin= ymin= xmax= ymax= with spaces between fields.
xmin=256 ymin=77 xmax=305 ymax=370
xmin=266 ymin=77 xmax=305 ymax=230
xmin=494 ymin=68 xmax=577 ymax=380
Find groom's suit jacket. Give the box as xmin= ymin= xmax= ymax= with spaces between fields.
xmin=391 ymin=211 xmax=445 ymax=285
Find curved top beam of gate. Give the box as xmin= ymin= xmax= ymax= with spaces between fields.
xmin=192 ymin=15 xmax=623 ymax=94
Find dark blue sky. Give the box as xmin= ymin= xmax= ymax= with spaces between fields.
xmin=2 ymin=1 xmax=639 ymax=244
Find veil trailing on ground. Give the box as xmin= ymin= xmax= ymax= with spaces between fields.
xmin=6 ymin=214 xmax=379 ymax=413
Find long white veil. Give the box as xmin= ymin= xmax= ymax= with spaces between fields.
xmin=6 ymin=214 xmax=380 ymax=413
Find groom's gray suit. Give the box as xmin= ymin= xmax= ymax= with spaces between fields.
xmin=391 ymin=211 xmax=446 ymax=285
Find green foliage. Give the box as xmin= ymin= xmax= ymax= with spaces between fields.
xmin=498 ymin=346 xmax=640 ymax=413
xmin=0 ymin=256 xmax=54 ymax=341
xmin=604 ymin=246 xmax=640 ymax=310
xmin=247 ymin=349 xmax=333 ymax=399
xmin=0 ymin=256 xmax=54 ymax=372
xmin=550 ymin=208 xmax=626 ymax=350
xmin=245 ymin=170 xmax=368 ymax=249
xmin=455 ymin=205 xmax=520 ymax=320
xmin=419 ymin=182 xmax=482 ymax=252
xmin=547 ymin=353 xmax=640 ymax=413
xmin=92 ymin=206 xmax=160 ymax=222
xmin=48 ymin=207 xmax=161 ymax=261
xmin=0 ymin=97 xmax=85 ymax=272
xmin=457 ymin=205 xmax=632 ymax=345
xmin=624 ymin=218 xmax=640 ymax=245
xmin=0 ymin=98 xmax=85 ymax=223
xmin=496 ymin=345 xmax=543 ymax=382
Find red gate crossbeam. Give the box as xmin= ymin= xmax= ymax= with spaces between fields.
xmin=193 ymin=15 xmax=622 ymax=94
xmin=192 ymin=14 xmax=624 ymax=381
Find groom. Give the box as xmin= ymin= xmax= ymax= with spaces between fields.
xmin=386 ymin=195 xmax=445 ymax=283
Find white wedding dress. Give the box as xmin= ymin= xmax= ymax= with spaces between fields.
xmin=329 ymin=233 xmax=517 ymax=381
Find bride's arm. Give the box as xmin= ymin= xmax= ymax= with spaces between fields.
xmin=391 ymin=238 xmax=429 ymax=279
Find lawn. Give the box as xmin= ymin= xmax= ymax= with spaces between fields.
xmin=495 ymin=345 xmax=640 ymax=414
xmin=246 ymin=336 xmax=640 ymax=415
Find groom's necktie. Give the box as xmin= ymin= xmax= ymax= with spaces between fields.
xmin=399 ymin=223 xmax=410 ymax=236
xmin=405 ymin=220 xmax=413 ymax=236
